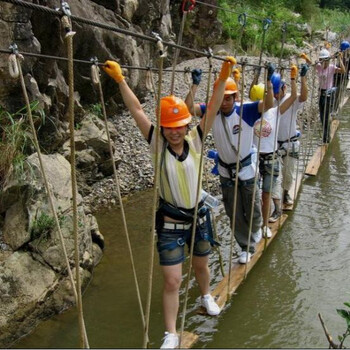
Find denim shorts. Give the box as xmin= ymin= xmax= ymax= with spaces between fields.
xmin=260 ymin=159 xmax=280 ymax=193
xmin=156 ymin=220 xmax=212 ymax=266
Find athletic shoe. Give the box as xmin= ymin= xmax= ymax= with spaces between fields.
xmin=283 ymin=192 xmax=293 ymax=205
xmin=269 ymin=210 xmax=281 ymax=223
xmin=238 ymin=251 xmax=252 ymax=264
xmin=201 ymin=294 xmax=221 ymax=316
xmin=252 ymin=228 xmax=262 ymax=243
xmin=262 ymin=226 xmax=272 ymax=238
xmin=160 ymin=332 xmax=179 ymax=349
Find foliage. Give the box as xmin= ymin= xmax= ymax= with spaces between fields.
xmin=0 ymin=101 xmax=45 ymax=186
xmin=31 ymin=212 xmax=55 ymax=241
xmin=217 ymin=0 xmax=350 ymax=57
xmin=87 ymin=103 xmax=103 ymax=118
xmin=336 ymin=301 xmax=350 ymax=348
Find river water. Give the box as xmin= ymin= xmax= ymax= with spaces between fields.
xmin=14 ymin=105 xmax=350 ymax=348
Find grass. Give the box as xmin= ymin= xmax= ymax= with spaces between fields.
xmin=0 ymin=101 xmax=45 ymax=187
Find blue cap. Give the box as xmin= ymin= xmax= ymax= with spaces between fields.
xmin=340 ymin=40 xmax=350 ymax=52
xmin=271 ymin=72 xmax=281 ymax=94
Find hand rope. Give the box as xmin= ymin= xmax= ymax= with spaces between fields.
xmin=142 ymin=35 xmax=166 ymax=349
xmin=243 ymin=66 xmax=268 ymax=278
xmin=61 ymin=13 xmax=89 ymax=348
xmin=179 ymin=54 xmax=213 ymax=345
xmin=90 ymin=63 xmax=147 ymax=339
xmin=11 ymin=50 xmax=89 ymax=346
xmin=226 ymin=60 xmax=246 ymax=299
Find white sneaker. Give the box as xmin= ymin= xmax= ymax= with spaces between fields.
xmin=252 ymin=228 xmax=262 ymax=243
xmin=238 ymin=251 xmax=252 ymax=264
xmin=201 ymin=294 xmax=221 ymax=316
xmin=160 ymin=332 xmax=179 ymax=349
xmin=262 ymin=226 xmax=272 ymax=238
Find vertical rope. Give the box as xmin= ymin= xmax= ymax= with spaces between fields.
xmin=243 ymin=65 xmax=268 ymax=278
xmin=179 ymin=56 xmax=213 ymax=345
xmin=142 ymin=40 xmax=165 ymax=349
xmin=13 ymin=53 xmax=89 ymax=344
xmin=226 ymin=62 xmax=246 ymax=299
xmin=62 ymin=14 xmax=89 ymax=348
xmin=91 ymin=64 xmax=146 ymax=336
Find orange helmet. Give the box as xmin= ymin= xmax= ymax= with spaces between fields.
xmin=213 ymin=77 xmax=238 ymax=95
xmin=159 ymin=95 xmax=192 ymax=128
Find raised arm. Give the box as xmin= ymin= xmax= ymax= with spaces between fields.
xmin=280 ymin=65 xmax=298 ymax=115
xmin=299 ymin=64 xmax=309 ymax=102
xmin=103 ymin=60 xmax=151 ymax=139
xmin=335 ymin=52 xmax=346 ymax=74
xmin=200 ymin=56 xmax=236 ymax=136
xmin=184 ymin=69 xmax=203 ymax=117
xmin=258 ymin=63 xmax=274 ymax=113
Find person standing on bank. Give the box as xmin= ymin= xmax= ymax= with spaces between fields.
xmin=268 ymin=61 xmax=309 ymax=216
xmin=185 ymin=64 xmax=275 ymax=264
xmin=250 ymin=65 xmax=298 ymax=236
xmin=103 ymin=56 xmax=236 ymax=349
xmin=316 ymin=48 xmax=345 ymax=144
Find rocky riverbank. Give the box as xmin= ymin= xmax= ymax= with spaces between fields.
xmin=83 ymin=53 xmax=318 ymax=212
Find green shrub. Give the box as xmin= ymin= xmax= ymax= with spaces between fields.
xmin=31 ymin=212 xmax=55 ymax=241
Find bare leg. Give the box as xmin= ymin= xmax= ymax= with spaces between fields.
xmin=192 ymin=255 xmax=210 ymax=296
xmin=161 ymin=263 xmax=182 ymax=334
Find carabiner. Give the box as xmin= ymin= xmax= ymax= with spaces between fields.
xmin=181 ymin=0 xmax=196 ymax=13
xmin=262 ymin=18 xmax=272 ymax=31
xmin=238 ymin=13 xmax=247 ymax=27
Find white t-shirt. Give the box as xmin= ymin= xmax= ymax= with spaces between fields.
xmin=253 ymin=107 xmax=279 ymax=153
xmin=211 ymin=101 xmax=261 ymax=180
xmin=276 ymin=94 xmax=304 ymax=142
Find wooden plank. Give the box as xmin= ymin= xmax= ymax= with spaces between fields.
xmin=180 ymin=331 xmax=199 ymax=349
xmin=305 ymin=119 xmax=339 ymax=176
xmin=196 ymin=214 xmax=288 ymax=313
xmin=283 ymin=172 xmax=303 ymax=211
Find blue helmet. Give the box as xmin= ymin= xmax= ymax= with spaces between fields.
xmin=271 ymin=72 xmax=283 ymax=94
xmin=340 ymin=40 xmax=350 ymax=52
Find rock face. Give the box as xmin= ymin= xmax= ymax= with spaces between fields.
xmin=0 ymin=153 xmax=104 ymax=348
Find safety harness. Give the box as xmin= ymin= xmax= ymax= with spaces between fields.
xmin=278 ymin=134 xmax=300 ymax=158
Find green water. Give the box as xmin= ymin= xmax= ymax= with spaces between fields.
xmin=14 ymin=109 xmax=350 ymax=348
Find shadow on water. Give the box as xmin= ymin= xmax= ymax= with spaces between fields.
xmin=14 ymin=104 xmax=350 ymax=348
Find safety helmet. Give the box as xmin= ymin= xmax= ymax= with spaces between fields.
xmin=213 ymin=77 xmax=238 ymax=95
xmin=340 ymin=40 xmax=350 ymax=52
xmin=271 ymin=72 xmax=282 ymax=95
xmin=250 ymin=83 xmax=265 ymax=101
xmin=319 ymin=49 xmax=330 ymax=60
xmin=159 ymin=95 xmax=192 ymax=128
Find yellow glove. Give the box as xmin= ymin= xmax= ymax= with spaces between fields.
xmin=290 ymin=64 xmax=298 ymax=79
xmin=300 ymin=52 xmax=311 ymax=63
xmin=232 ymin=68 xmax=241 ymax=82
xmin=219 ymin=56 xmax=237 ymax=81
xmin=103 ymin=60 xmax=124 ymax=83
xmin=325 ymin=41 xmax=331 ymax=49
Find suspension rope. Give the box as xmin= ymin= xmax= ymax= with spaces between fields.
xmin=258 ymin=19 xmax=272 ymax=67
xmin=170 ymin=0 xmax=195 ymax=94
xmin=244 ymin=65 xmax=268 ymax=278
xmin=278 ymin=22 xmax=288 ymax=67
xmin=9 ymin=48 xmax=90 ymax=346
xmin=90 ymin=62 xmax=147 ymax=339
xmin=179 ymin=53 xmax=213 ymax=345
xmin=0 ymin=0 xmax=229 ymax=63
xmin=183 ymin=67 xmax=225 ymax=278
xmin=142 ymin=35 xmax=166 ymax=349
xmin=226 ymin=60 xmax=246 ymax=299
xmin=61 ymin=11 xmax=89 ymax=348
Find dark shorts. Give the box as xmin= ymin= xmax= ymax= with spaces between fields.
xmin=156 ymin=218 xmax=213 ymax=266
xmin=259 ymin=159 xmax=280 ymax=193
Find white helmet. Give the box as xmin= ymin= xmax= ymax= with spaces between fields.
xmin=319 ymin=49 xmax=330 ymax=59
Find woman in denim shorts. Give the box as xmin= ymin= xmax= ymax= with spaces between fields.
xmin=103 ymin=57 xmax=236 ymax=348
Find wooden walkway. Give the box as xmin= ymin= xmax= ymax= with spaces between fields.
xmin=180 ymin=93 xmax=349 ymax=347
xmin=305 ymin=119 xmax=339 ymax=176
